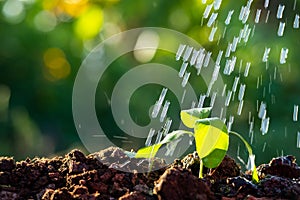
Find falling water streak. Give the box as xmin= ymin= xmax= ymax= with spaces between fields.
xmin=271 ymin=94 xmax=276 ymax=104
xmin=297 ymin=132 xmax=300 ymax=148
xmin=152 ymin=88 xmax=168 ymax=118
xmin=238 ymin=60 xmax=243 ymax=74
xmin=202 ymin=0 xmax=207 ymax=4
xmin=274 ymin=66 xmax=277 ymax=80
xmin=237 ymin=100 xmax=244 ymax=115
xmin=222 ymin=84 xmax=227 ymax=96
xmin=225 ymin=10 xmax=234 ymax=25
xmin=293 ymin=0 xmax=297 ymax=11
xmin=248 ymin=112 xmax=251 ymax=124
xmin=203 ymin=4 xmax=213 ymax=19
xmin=294 ymin=14 xmax=299 ymax=29
xmin=263 ymin=87 xmax=266 ymax=98
xmin=280 ymin=73 xmax=283 ymax=82
xmin=255 ymin=9 xmax=261 ymax=23
xmin=210 ymin=92 xmax=217 ymax=107
xmin=258 ymin=102 xmax=267 ymax=119
xmin=238 ymin=84 xmax=246 ymax=101
xmin=280 ymin=48 xmax=289 ymax=64
xmin=225 ymin=91 xmax=232 ymax=107
xmin=244 ymin=27 xmax=252 ymax=43
xmin=277 ymin=22 xmax=285 ymax=37
xmin=268 ymin=83 xmax=271 ymax=94
xmin=261 ymin=117 xmax=270 ymax=135
xmin=217 ymin=35 xmax=222 ymax=45
xmin=249 ymin=121 xmax=254 ymax=137
xmin=190 ymin=49 xmax=200 ymax=66
xmin=276 ymin=4 xmax=285 ymax=19
xmin=260 ymin=74 xmax=263 ymax=86
xmin=179 ymin=62 xmax=188 ymax=78
xmin=163 ymin=118 xmax=172 ymax=136
xmin=145 ymin=128 xmax=155 ymax=146
xmin=225 ymin=43 xmax=232 ymax=58
xmin=196 ymin=49 xmax=205 ymax=74
xmin=222 ymin=27 xmax=227 ymax=38
xmin=284 ymin=126 xmax=287 ymax=138
xmin=181 ymin=72 xmax=191 ymax=87
xmin=256 ymin=77 xmax=260 ymax=89
xmin=207 ymin=12 xmax=218 ymax=27
xmin=160 ymin=101 xmax=170 ymax=122
xmin=183 ymin=46 xmax=193 ymax=62
xmin=212 ymin=64 xmax=220 ymax=83
xmin=232 ymin=77 xmax=240 ymax=93
xmin=227 ymin=115 xmax=234 ymax=131
xmin=239 ymin=6 xmax=246 ymax=21
xmin=264 ymin=0 xmax=269 ymax=9
xmin=231 ymin=37 xmax=239 ymax=52
xmin=176 ymin=44 xmax=186 ymax=61
xmin=242 ymin=8 xmax=250 ymax=24
xmin=262 ymin=142 xmax=267 ymax=152
xmin=262 ymin=47 xmax=270 ymax=62
xmin=214 ymin=0 xmax=222 ymax=10
xmin=216 ymin=50 xmax=223 ymax=65
xmin=204 ymin=51 xmax=212 ymax=67
xmin=265 ymin=10 xmax=270 ymax=23
xmin=293 ymin=105 xmax=299 ymax=122
xmin=220 ymin=107 xmax=224 ymax=119
xmin=244 ymin=62 xmax=251 ymax=77
xmin=250 ymin=131 xmax=254 ymax=145
xmin=250 ymin=25 xmax=255 ymax=38
xmin=181 ymin=89 xmax=186 ymax=104
xmin=198 ymin=94 xmax=206 ymax=108
xmin=155 ymin=130 xmax=163 ymax=144
xmin=209 ymin=26 xmax=218 ymax=42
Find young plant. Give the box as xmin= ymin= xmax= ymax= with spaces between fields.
xmin=135 ymin=107 xmax=259 ymax=183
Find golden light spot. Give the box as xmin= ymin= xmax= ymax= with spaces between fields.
xmin=74 ymin=6 xmax=103 ymax=40
xmin=43 ymin=48 xmax=71 ymax=80
xmin=42 ymin=0 xmax=88 ymax=18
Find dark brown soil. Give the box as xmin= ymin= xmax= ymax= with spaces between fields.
xmin=1 ymin=147 xmax=300 ymax=200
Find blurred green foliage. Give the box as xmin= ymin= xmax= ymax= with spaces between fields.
xmin=0 ymin=0 xmax=300 ymax=167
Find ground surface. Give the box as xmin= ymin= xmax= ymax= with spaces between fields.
xmin=1 ymin=147 xmax=300 ymax=200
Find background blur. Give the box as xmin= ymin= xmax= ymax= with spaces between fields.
xmin=0 ymin=0 xmax=300 ymax=166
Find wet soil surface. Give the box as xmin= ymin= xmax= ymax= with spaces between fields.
xmin=1 ymin=147 xmax=300 ymax=200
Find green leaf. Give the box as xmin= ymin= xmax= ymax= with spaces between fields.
xmin=135 ymin=144 xmax=162 ymax=159
xmin=135 ymin=130 xmax=193 ymax=159
xmin=194 ymin=117 xmax=229 ymax=168
xmin=202 ymin=148 xmax=227 ymax=168
xmin=180 ymin=107 xmax=212 ymax=128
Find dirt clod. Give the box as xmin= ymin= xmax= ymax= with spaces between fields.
xmin=1 ymin=147 xmax=300 ymax=199
xmin=154 ymin=167 xmax=215 ymax=200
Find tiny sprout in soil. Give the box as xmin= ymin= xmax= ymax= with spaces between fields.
xmin=135 ymin=107 xmax=259 ymax=183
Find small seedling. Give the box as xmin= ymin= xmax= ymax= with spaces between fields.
xmin=135 ymin=107 xmax=259 ymax=183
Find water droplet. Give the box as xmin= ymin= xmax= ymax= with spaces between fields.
xmin=207 ymin=12 xmax=218 ymax=27
xmin=255 ymin=9 xmax=261 ymax=23
xmin=145 ymin=128 xmax=155 ymax=146
xmin=276 ymin=4 xmax=285 ymax=19
xmin=160 ymin=101 xmax=170 ymax=122
xmin=181 ymin=72 xmax=191 ymax=88
xmin=277 ymin=21 xmax=285 ymax=37
xmin=225 ymin=10 xmax=234 ymax=25
xmin=293 ymin=105 xmax=298 ymax=122
xmin=208 ymin=26 xmax=218 ymax=42
xmin=176 ymin=44 xmax=186 ymax=61
xmin=203 ymin=4 xmax=213 ymax=19
xmin=178 ymin=62 xmax=188 ymax=78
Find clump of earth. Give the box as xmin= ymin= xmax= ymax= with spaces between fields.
xmin=1 ymin=146 xmax=300 ymax=200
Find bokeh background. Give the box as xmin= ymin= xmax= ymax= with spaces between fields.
xmin=0 ymin=0 xmax=300 ymax=167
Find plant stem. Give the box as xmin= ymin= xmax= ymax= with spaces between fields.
xmin=199 ymin=160 xmax=204 ymax=178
